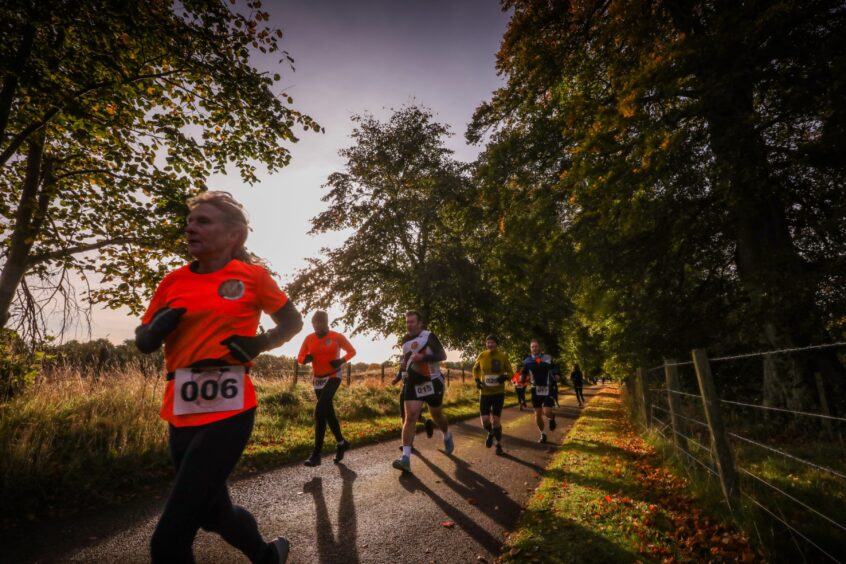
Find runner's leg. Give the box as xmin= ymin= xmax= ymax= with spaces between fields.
xmin=534 ymin=407 xmax=545 ymax=431
xmin=151 ymin=409 xmax=271 ymax=564
xmin=402 ymin=400 xmax=423 ymax=450
xmin=319 ymin=378 xmax=344 ymax=443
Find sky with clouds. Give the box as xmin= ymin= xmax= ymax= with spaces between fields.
xmin=85 ymin=0 xmax=511 ymax=362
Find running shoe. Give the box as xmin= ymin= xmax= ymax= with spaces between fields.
xmin=424 ymin=418 xmax=435 ymax=438
xmin=392 ymin=455 xmax=412 ymax=473
xmin=269 ymin=536 xmax=290 ymax=563
xmin=334 ymin=440 xmax=349 ymax=463
xmin=303 ymin=452 xmax=321 ymax=467
xmin=549 ymin=416 xmax=557 ymax=431
xmin=485 ymin=433 xmax=494 ymax=448
xmin=495 ymin=443 xmax=504 ymax=456
xmin=443 ymin=433 xmax=455 ymax=455
xmin=538 ymin=432 xmax=547 ymax=444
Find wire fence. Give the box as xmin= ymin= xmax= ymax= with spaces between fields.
xmin=623 ymin=341 xmax=846 ymax=563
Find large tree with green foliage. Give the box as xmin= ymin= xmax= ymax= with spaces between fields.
xmin=289 ymin=106 xmax=488 ymax=349
xmin=471 ymin=0 xmax=846 ymax=408
xmin=0 ymin=0 xmax=320 ymax=338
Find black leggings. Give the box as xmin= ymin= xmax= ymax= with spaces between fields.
xmin=314 ymin=377 xmax=344 ymax=452
xmin=575 ymin=385 xmax=585 ymax=403
xmin=151 ymin=408 xmax=269 ymax=564
xmin=515 ymin=387 xmax=527 ymax=404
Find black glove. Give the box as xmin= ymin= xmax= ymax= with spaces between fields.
xmin=475 ymin=378 xmax=483 ymax=390
xmin=135 ymin=307 xmax=186 ymax=353
xmin=497 ymin=374 xmax=509 ymax=384
xmin=330 ymin=358 xmax=345 ymax=369
xmin=220 ymin=333 xmax=270 ymax=363
xmin=391 ymin=372 xmax=403 ymax=385
xmin=302 ymin=354 xmax=313 ymax=365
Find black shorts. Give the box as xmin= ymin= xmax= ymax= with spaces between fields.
xmin=479 ymin=393 xmax=505 ymax=416
xmin=531 ymin=387 xmax=555 ymax=408
xmin=402 ymin=377 xmax=445 ymax=408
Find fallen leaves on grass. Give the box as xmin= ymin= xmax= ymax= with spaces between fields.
xmin=498 ymin=389 xmax=761 ymax=563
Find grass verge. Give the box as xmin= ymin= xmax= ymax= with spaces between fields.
xmin=498 ymin=387 xmax=761 ymax=563
xmin=0 ymin=370 xmax=507 ymax=530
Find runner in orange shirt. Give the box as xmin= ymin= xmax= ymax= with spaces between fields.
xmin=297 ymin=311 xmax=356 ymax=466
xmin=512 ymin=369 xmax=527 ymax=410
xmin=135 ymin=191 xmax=301 ymax=563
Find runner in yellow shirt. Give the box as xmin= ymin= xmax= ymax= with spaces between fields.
xmin=472 ymin=335 xmax=513 ymax=456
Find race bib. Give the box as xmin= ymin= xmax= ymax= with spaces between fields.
xmin=534 ymin=385 xmax=549 ymax=396
xmin=415 ymin=381 xmax=435 ymax=397
xmin=173 ymin=366 xmax=245 ymax=415
xmin=313 ymin=376 xmax=329 ymax=390
xmin=484 ymin=375 xmax=500 ymax=387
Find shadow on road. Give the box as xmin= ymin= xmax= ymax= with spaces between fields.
xmin=302 ymin=463 xmax=360 ymax=564
xmin=498 ymin=452 xmax=546 ymax=474
xmin=415 ymin=452 xmax=523 ymax=529
xmin=398 ymin=472 xmax=505 ymax=555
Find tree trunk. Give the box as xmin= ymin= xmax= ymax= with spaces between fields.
xmin=0 ymin=131 xmax=55 ymax=328
xmin=702 ymin=76 xmax=844 ymax=410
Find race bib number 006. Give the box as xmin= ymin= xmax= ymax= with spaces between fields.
xmin=484 ymin=375 xmax=500 ymax=387
xmin=313 ymin=377 xmax=329 ymax=390
xmin=534 ymin=385 xmax=549 ymax=396
xmin=174 ymin=366 xmax=245 ymax=415
xmin=415 ymin=381 xmax=435 ymax=397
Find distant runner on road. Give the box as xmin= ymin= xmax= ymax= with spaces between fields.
xmin=135 ymin=191 xmax=301 ymax=564
xmin=297 ymin=311 xmax=356 ymax=467
xmin=472 ymin=335 xmax=513 ymax=455
xmin=571 ymin=363 xmax=585 ymax=406
xmin=512 ymin=369 xmax=527 ymax=410
xmin=520 ymin=339 xmax=560 ymax=443
xmin=392 ymin=310 xmax=452 ymax=473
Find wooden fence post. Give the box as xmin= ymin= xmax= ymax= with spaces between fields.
xmin=636 ymin=367 xmax=651 ymax=428
xmin=461 ymin=366 xmax=465 ymax=384
xmin=692 ymin=348 xmax=739 ymax=509
xmin=346 ymin=363 xmax=352 ymax=386
xmin=293 ymin=362 xmax=299 ymax=385
xmin=664 ymin=359 xmax=689 ymax=456
xmin=380 ymin=362 xmax=385 ymax=385
xmin=446 ymin=368 xmax=450 ymax=387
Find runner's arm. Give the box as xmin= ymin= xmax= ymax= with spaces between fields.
xmin=472 ymin=356 xmax=482 ymax=379
xmin=420 ymin=333 xmax=447 ymax=363
xmin=339 ymin=334 xmax=356 ymax=362
xmin=267 ymin=301 xmax=303 ymax=347
xmin=297 ymin=335 xmax=311 ymax=364
xmin=221 ymin=301 xmax=303 ymax=362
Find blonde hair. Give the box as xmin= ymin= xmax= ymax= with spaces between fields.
xmin=187 ymin=190 xmax=265 ymax=267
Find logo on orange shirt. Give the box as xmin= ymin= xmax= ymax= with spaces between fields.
xmin=218 ymin=279 xmax=246 ymax=300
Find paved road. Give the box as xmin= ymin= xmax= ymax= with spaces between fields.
xmin=5 ymin=387 xmax=599 ymax=563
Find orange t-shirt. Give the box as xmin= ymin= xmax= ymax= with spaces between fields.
xmin=297 ymin=330 xmax=356 ymax=378
xmin=142 ymin=260 xmax=289 ymax=427
xmin=512 ymin=371 xmax=525 ymax=387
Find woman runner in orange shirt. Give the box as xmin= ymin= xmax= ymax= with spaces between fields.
xmin=297 ymin=311 xmax=356 ymax=466
xmin=135 ymin=191 xmax=302 ymax=563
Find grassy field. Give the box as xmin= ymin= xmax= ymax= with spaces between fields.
xmin=499 ymin=387 xmax=759 ymax=563
xmin=0 ymin=368 xmax=500 ymax=529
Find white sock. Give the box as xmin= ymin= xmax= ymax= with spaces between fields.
xmin=402 ymin=446 xmax=412 ymax=457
